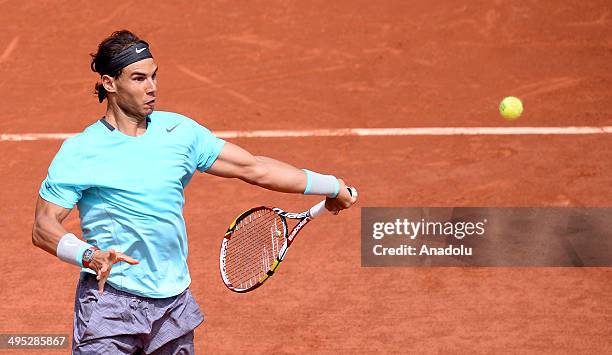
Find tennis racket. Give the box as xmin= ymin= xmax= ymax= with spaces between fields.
xmin=219 ymin=187 xmax=357 ymax=293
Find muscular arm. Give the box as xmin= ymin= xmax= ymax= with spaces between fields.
xmin=207 ymin=142 xmax=307 ymax=193
xmin=32 ymin=195 xmax=138 ymax=293
xmin=32 ymin=196 xmax=72 ymax=255
xmin=207 ymin=142 xmax=355 ymax=210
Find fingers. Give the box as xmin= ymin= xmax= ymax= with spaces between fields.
xmin=96 ymin=263 xmax=109 ymax=294
xmin=348 ymin=187 xmax=358 ymax=201
xmin=107 ymin=249 xmax=139 ymax=265
xmin=325 ymin=197 xmax=348 ymax=214
xmin=92 ymin=249 xmax=139 ymax=295
xmin=116 ymin=253 xmax=140 ymax=265
xmin=108 ymin=248 xmax=117 ymax=262
xmin=96 ymin=263 xmax=107 ymax=280
xmin=338 ymin=186 xmax=357 ymax=208
xmin=97 ymin=274 xmax=108 ymax=294
xmin=325 ymin=180 xmax=358 ymax=215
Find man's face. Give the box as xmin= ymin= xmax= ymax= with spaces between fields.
xmin=106 ymin=58 xmax=158 ymax=119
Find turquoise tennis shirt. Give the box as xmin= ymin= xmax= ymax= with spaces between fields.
xmin=39 ymin=111 xmax=226 ymax=298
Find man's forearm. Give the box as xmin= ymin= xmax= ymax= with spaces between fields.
xmin=247 ymin=156 xmax=307 ymax=193
xmin=33 ymin=210 xmax=96 ymax=268
xmin=32 ymin=215 xmax=70 ymax=255
xmin=207 ymin=143 xmax=340 ymax=196
xmin=248 ymin=156 xmax=341 ymax=198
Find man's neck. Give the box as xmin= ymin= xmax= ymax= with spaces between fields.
xmin=104 ymin=103 xmax=148 ymax=137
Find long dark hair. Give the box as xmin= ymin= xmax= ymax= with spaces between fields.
xmin=90 ymin=30 xmax=143 ymax=102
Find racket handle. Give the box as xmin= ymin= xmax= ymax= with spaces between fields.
xmin=309 ymin=187 xmax=358 ymax=218
xmin=309 ymin=200 xmax=328 ymax=218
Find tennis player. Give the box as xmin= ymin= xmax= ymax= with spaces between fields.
xmin=31 ymin=30 xmax=357 ymax=354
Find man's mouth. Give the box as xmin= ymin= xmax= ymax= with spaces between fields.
xmin=145 ymin=99 xmax=156 ymax=106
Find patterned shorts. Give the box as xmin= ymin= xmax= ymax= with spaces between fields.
xmin=72 ymin=272 xmax=204 ymax=354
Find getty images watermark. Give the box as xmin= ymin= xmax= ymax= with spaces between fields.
xmin=371 ymin=218 xmax=487 ymax=257
xmin=361 ymin=207 xmax=612 ymax=267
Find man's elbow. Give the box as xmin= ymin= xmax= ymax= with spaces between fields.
xmin=241 ymin=159 xmax=269 ymax=186
xmin=32 ymin=222 xmax=41 ymax=247
xmin=31 ymin=218 xmax=46 ymax=248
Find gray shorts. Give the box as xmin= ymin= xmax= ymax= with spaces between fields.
xmin=72 ymin=272 xmax=204 ymax=354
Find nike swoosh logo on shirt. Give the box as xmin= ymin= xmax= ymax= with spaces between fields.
xmin=135 ymin=47 xmax=146 ymax=54
xmin=166 ymin=123 xmax=181 ymax=133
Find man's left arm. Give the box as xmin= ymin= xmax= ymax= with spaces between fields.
xmin=206 ymin=142 xmax=356 ymax=211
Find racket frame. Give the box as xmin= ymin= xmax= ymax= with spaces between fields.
xmin=220 ymin=206 xmax=311 ymax=293
xmin=219 ymin=187 xmax=356 ymax=293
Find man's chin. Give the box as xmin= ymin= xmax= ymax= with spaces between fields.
xmin=143 ymin=107 xmax=155 ymax=116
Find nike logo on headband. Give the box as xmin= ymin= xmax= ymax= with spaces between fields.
xmin=135 ymin=47 xmax=146 ymax=54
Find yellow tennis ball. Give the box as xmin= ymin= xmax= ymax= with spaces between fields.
xmin=499 ymin=96 xmax=523 ymax=120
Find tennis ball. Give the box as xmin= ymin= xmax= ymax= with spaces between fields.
xmin=499 ymin=96 xmax=523 ymax=120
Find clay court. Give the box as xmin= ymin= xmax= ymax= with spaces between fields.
xmin=1 ymin=1 xmax=611 ymax=353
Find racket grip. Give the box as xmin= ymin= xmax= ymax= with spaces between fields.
xmin=308 ymin=187 xmax=358 ymax=218
xmin=309 ymin=200 xmax=328 ymax=218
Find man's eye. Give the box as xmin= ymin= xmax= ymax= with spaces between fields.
xmin=134 ymin=77 xmax=145 ymax=81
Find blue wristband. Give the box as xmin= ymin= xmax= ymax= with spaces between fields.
xmin=331 ymin=178 xmax=340 ymax=198
xmin=302 ymin=169 xmax=339 ymax=197
xmin=56 ymin=233 xmax=93 ymax=267
xmin=303 ymin=169 xmax=313 ymax=195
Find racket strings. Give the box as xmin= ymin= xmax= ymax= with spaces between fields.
xmin=229 ymin=212 xmax=282 ymax=287
xmin=224 ymin=209 xmax=286 ymax=289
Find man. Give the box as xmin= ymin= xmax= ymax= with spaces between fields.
xmin=32 ymin=30 xmax=356 ymax=354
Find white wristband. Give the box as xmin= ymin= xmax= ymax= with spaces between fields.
xmin=302 ymin=169 xmax=340 ymax=198
xmin=56 ymin=233 xmax=92 ymax=267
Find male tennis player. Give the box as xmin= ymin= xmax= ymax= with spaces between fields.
xmin=31 ymin=30 xmax=357 ymax=354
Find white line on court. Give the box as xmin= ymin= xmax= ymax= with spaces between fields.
xmin=1 ymin=127 xmax=612 ymax=141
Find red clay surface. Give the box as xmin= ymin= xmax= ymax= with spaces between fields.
xmin=1 ymin=1 xmax=611 ymax=354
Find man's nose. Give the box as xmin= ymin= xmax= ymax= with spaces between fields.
xmin=146 ymin=78 xmax=157 ymax=94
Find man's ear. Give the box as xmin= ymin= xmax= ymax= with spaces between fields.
xmin=101 ymin=74 xmax=117 ymax=94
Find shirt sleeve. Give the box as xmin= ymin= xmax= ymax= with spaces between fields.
xmin=195 ymin=123 xmax=226 ymax=173
xmin=39 ymin=140 xmax=89 ymax=209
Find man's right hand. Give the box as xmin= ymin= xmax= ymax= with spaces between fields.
xmin=87 ymin=249 xmax=139 ymax=294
